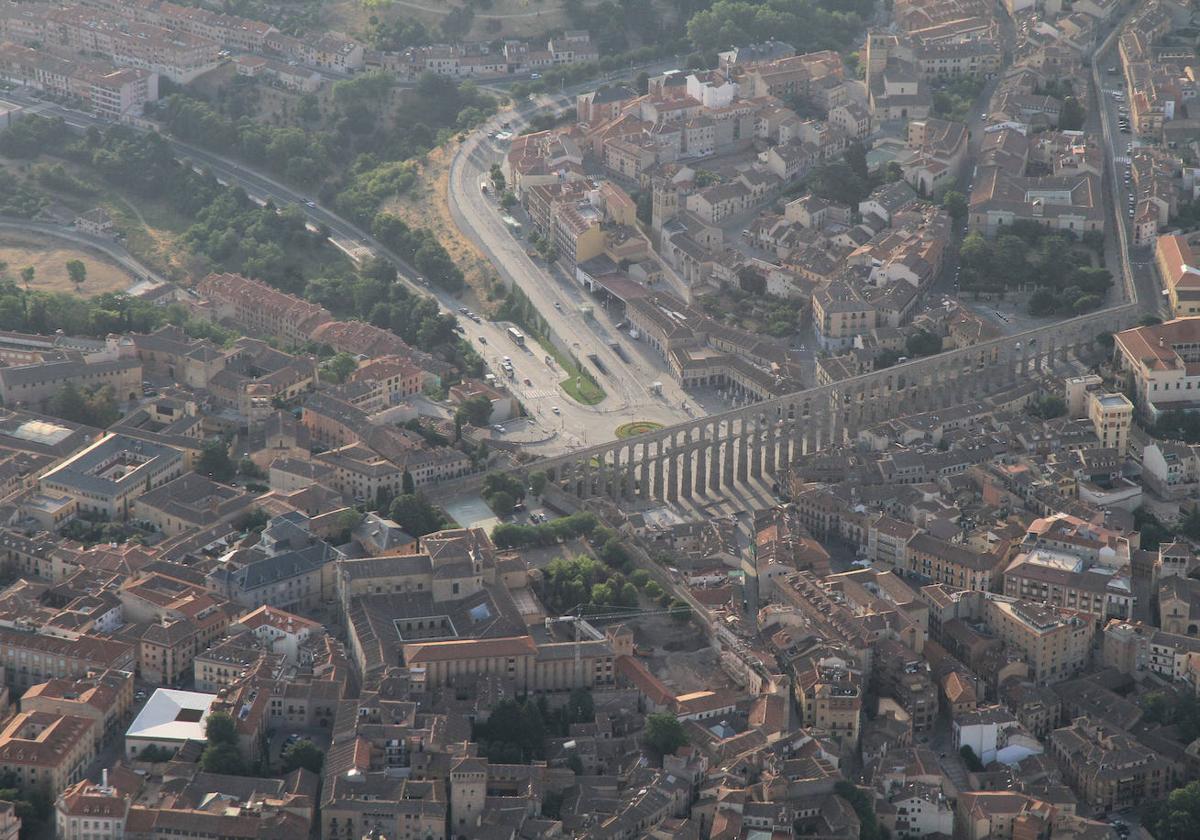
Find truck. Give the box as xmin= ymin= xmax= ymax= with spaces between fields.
xmin=507 ymin=327 xmax=526 ymax=347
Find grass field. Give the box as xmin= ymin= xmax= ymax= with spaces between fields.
xmin=615 ymin=421 xmax=664 ymax=439
xmin=530 ymin=333 xmax=605 ymax=405
xmin=0 ymin=232 xmax=134 ymax=297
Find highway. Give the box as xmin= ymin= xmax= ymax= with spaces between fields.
xmin=448 ymin=87 xmax=703 ymax=444
xmin=5 ymin=82 xmax=693 ymax=452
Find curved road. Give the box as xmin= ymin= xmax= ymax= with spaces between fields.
xmin=4 ymin=88 xmax=687 ymax=452
xmin=0 ymin=217 xmax=163 ymax=286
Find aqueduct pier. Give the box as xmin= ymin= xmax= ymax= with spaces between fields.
xmin=439 ymin=304 xmax=1139 ymax=505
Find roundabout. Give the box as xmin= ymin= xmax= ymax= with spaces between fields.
xmin=615 ymin=421 xmax=665 ymax=439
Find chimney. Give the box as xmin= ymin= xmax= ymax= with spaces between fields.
xmin=102 ymin=769 xmax=108 ymax=790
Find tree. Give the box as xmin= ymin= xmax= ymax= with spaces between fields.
xmin=131 ymin=744 xmax=176 ymax=762
xmin=205 ymin=710 xmax=238 ymax=746
xmin=201 ymin=742 xmax=246 ymax=775
xmin=198 ymin=438 xmax=236 ymax=482
xmin=389 ymin=493 xmax=445 ymax=537
xmin=737 ymin=266 xmax=766 ymax=295
xmin=282 ymin=739 xmax=324 ymax=773
xmin=832 ymin=781 xmax=884 ymax=840
xmin=942 ymin=190 xmax=967 ymax=224
xmin=324 ymin=352 xmax=358 ymax=383
xmin=47 ymin=381 xmax=88 ymax=424
xmin=18 ymin=266 xmax=33 ymax=289
xmin=959 ymin=744 xmax=984 ymax=772
xmin=500 ymin=190 xmax=517 ymax=210
xmin=905 ymin=330 xmax=942 ymax=358
xmin=1143 ymin=782 xmax=1200 ymax=840
xmin=1027 ymin=288 xmax=1059 ymax=317
xmin=489 ymin=489 xmax=516 ymax=516
xmin=1059 ymin=96 xmax=1086 ymax=131
xmin=238 ymin=457 xmax=264 ymax=478
xmin=529 ymin=470 xmax=547 ymax=496
xmin=643 ymin=712 xmax=687 ymax=759
xmin=402 ymin=469 xmax=415 ymax=495
xmin=1182 ymin=509 xmax=1200 ymax=541
xmin=489 ymin=163 xmax=506 ymax=193
xmin=234 ymin=508 xmax=269 ymax=532
xmin=1028 ymin=394 xmax=1066 ymax=420
xmin=66 ymin=259 xmax=87 ymax=291
xmin=473 ymin=698 xmax=547 ymax=763
xmin=455 ymin=394 xmax=494 ymax=429
xmin=566 ymin=687 xmax=594 ymax=724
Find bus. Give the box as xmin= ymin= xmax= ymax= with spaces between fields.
xmin=507 ymin=327 xmax=526 ymax=347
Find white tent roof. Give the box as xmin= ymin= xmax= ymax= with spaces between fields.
xmin=126 ymin=688 xmax=218 ymax=743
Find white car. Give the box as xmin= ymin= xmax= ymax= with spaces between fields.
xmin=551 ymin=406 xmax=560 ymax=414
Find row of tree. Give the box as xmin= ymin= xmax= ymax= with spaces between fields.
xmin=958 ymin=222 xmax=1111 ymax=317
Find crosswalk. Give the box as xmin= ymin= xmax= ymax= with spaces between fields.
xmin=525 ymin=388 xmax=556 ymax=401
xmin=1113 ymin=156 xmax=1130 ymax=165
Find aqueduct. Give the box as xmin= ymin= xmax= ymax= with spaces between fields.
xmin=508 ymin=304 xmax=1137 ymax=504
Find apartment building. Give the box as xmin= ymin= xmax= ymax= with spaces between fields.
xmin=955 ymin=792 xmax=1039 ymax=840
xmin=0 ymin=357 xmax=141 ymax=411
xmin=197 ymin=272 xmax=332 ymax=349
xmin=400 ymin=630 xmax=624 ymax=694
xmin=905 ymin=533 xmax=1002 ymax=591
xmin=1113 ymin=318 xmax=1200 ymax=420
xmin=1156 ymin=233 xmax=1200 ymax=318
xmin=1087 ymin=391 xmax=1132 ymax=456
xmin=1002 ymin=548 xmax=1131 ymax=623
xmin=968 ymin=169 xmax=1104 ymax=238
xmin=55 ymin=777 xmax=131 ymax=840
xmin=349 ymin=356 xmax=425 ymax=404
xmin=0 ymin=711 xmax=95 ymax=796
xmin=984 ymin=596 xmax=1094 ymax=684
xmin=39 ymin=434 xmax=184 ymax=521
xmin=0 ymin=44 xmax=158 ymax=118
xmin=206 ymin=514 xmax=339 ymax=612
xmin=45 ymin=6 xmax=219 ymax=83
xmin=812 ymin=282 xmax=876 ymax=351
xmin=131 ymin=473 xmax=256 ymax=536
xmin=1049 ymin=717 xmax=1172 ymax=812
xmin=21 ymin=669 xmax=133 ymax=749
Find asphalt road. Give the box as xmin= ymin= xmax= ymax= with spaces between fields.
xmin=9 ymin=80 xmax=698 ymax=452
xmin=448 ymin=77 xmax=707 ymax=446
xmin=0 ymin=217 xmax=164 ymax=284
xmin=1094 ymin=58 xmax=1164 ymax=314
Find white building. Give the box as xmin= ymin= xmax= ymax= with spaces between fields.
xmin=124 ymin=688 xmax=217 ymax=758
xmin=952 ymin=705 xmax=1016 ymax=765
xmin=686 ymin=73 xmax=738 ymax=109
xmin=235 ymin=605 xmax=321 ymax=663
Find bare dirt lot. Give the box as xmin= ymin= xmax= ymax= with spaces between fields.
xmin=381 ymin=142 xmax=501 ymax=311
xmin=0 ymin=231 xmax=134 ymax=297
xmin=329 ymin=0 xmax=575 ymax=42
